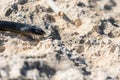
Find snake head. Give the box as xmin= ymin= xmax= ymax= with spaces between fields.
xmin=20 ymin=25 xmax=46 ymax=40
xmin=30 ymin=26 xmax=46 ymax=35
xmin=28 ymin=26 xmax=46 ymax=40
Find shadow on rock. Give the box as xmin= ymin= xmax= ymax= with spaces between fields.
xmin=20 ymin=61 xmax=56 ymax=77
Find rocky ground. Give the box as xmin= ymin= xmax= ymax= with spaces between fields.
xmin=0 ymin=0 xmax=120 ymax=80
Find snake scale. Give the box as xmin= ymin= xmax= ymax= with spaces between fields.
xmin=0 ymin=20 xmax=46 ymax=40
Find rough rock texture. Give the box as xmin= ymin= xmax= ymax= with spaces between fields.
xmin=0 ymin=0 xmax=120 ymax=80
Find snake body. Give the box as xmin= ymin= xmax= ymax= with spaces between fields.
xmin=0 ymin=20 xmax=45 ymax=40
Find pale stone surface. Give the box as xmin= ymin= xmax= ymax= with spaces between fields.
xmin=0 ymin=0 xmax=120 ymax=80
xmin=52 ymin=68 xmax=83 ymax=80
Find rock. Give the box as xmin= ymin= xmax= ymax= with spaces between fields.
xmin=52 ymin=68 xmax=83 ymax=80
xmin=5 ymin=8 xmax=13 ymax=16
xmin=0 ymin=45 xmax=5 ymax=53
xmin=0 ymin=70 xmax=8 ymax=78
xmin=9 ymin=69 xmax=21 ymax=79
xmin=26 ymin=69 xmax=39 ymax=80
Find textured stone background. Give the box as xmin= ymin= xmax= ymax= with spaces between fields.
xmin=0 ymin=0 xmax=120 ymax=80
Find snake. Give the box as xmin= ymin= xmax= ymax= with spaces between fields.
xmin=0 ymin=20 xmax=46 ymax=40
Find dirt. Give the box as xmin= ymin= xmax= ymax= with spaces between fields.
xmin=0 ymin=0 xmax=120 ymax=80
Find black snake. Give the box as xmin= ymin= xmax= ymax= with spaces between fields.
xmin=0 ymin=20 xmax=46 ymax=40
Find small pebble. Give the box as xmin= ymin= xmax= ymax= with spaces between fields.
xmin=0 ymin=45 xmax=5 ymax=53
xmin=74 ymin=19 xmax=82 ymax=27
